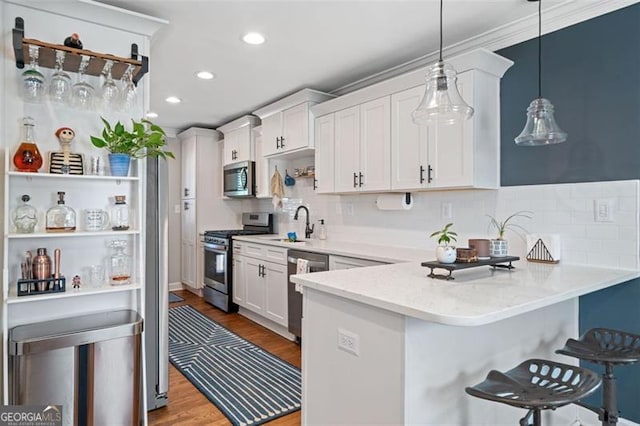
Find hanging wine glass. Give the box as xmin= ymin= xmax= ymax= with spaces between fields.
xmin=22 ymin=45 xmax=46 ymax=103
xmin=119 ymin=65 xmax=138 ymax=112
xmin=48 ymin=51 xmax=72 ymax=104
xmin=98 ymin=60 xmax=120 ymax=113
xmin=71 ymin=56 xmax=95 ymax=110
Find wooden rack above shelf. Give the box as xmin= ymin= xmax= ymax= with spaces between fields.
xmin=12 ymin=17 xmax=149 ymax=84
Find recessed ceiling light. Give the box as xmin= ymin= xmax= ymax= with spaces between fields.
xmin=146 ymin=112 xmax=158 ymax=118
xmin=196 ymin=71 xmax=215 ymax=80
xmin=242 ymin=32 xmax=265 ymax=45
xmin=165 ymin=96 xmax=181 ymax=104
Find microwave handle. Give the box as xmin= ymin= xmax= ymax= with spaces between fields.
xmin=241 ymin=167 xmax=248 ymax=190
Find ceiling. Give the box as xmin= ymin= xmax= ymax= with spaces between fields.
xmin=97 ymin=0 xmax=569 ymax=132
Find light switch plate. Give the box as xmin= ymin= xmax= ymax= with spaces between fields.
xmin=594 ymin=199 xmax=614 ymax=222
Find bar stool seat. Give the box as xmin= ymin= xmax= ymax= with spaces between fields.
xmin=556 ymin=328 xmax=640 ymax=365
xmin=466 ymin=359 xmax=601 ymax=426
xmin=556 ymin=328 xmax=640 ymax=425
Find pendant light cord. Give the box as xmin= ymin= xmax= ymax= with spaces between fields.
xmin=439 ymin=0 xmax=443 ymax=62
xmin=538 ymin=0 xmax=542 ymax=98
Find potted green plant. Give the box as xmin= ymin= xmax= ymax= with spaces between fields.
xmin=430 ymin=222 xmax=457 ymax=264
xmin=90 ymin=117 xmax=175 ymax=176
xmin=487 ymin=211 xmax=532 ymax=257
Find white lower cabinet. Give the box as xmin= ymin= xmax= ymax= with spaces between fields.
xmin=234 ymin=243 xmax=288 ymax=328
xmin=329 ymin=255 xmax=387 ymax=270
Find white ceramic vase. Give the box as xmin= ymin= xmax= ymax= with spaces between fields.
xmin=436 ymin=245 xmax=457 ymax=264
xmin=490 ymin=239 xmax=508 ymax=257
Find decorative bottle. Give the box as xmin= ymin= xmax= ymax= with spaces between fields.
xmin=318 ymin=219 xmax=327 ymax=240
xmin=111 ymin=195 xmax=130 ymax=231
xmin=109 ymin=240 xmax=131 ymax=285
xmin=12 ymin=194 xmax=38 ymax=233
xmin=46 ymin=191 xmax=77 ymax=232
xmin=13 ymin=117 xmax=43 ymax=172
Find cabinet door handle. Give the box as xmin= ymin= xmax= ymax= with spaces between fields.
xmin=280 ymin=137 xmax=285 ymax=148
xmin=257 ymin=264 xmax=261 ymax=277
xmin=184 ymin=188 xmax=189 ymax=197
xmin=419 ymin=166 xmax=425 ymax=184
xmin=184 ymin=202 xmax=189 ymax=211
xmin=428 ymin=165 xmax=433 ymax=183
xmin=359 ymin=172 xmax=363 ymax=187
xmin=262 ymin=265 xmax=266 ymax=277
xmin=232 ymin=149 xmax=237 ymax=160
xmin=313 ymin=178 xmax=318 ymax=191
xmin=276 ymin=137 xmax=281 ymax=149
xmin=353 ymin=172 xmax=358 ymax=188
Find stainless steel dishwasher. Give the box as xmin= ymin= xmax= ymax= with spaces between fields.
xmin=287 ymin=249 xmax=329 ymax=341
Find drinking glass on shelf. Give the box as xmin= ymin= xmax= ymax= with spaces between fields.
xmin=71 ymin=56 xmax=95 ymax=110
xmin=119 ymin=65 xmax=138 ymax=112
xmin=48 ymin=51 xmax=72 ymax=104
xmin=98 ymin=60 xmax=120 ymax=113
xmin=22 ymin=45 xmax=46 ymax=103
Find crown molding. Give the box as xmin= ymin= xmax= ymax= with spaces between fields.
xmin=333 ymin=0 xmax=639 ymax=96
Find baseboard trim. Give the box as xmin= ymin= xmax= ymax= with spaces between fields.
xmin=168 ymin=282 xmax=184 ymax=292
xmin=237 ymin=307 xmax=296 ymax=342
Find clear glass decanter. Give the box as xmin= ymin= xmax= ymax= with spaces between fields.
xmin=46 ymin=191 xmax=76 ymax=232
xmin=111 ymin=195 xmax=130 ymax=231
xmin=109 ymin=240 xmax=131 ymax=286
xmin=12 ymin=194 xmax=38 ymax=233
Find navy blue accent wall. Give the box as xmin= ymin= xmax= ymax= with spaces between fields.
xmin=497 ymin=4 xmax=640 ymax=422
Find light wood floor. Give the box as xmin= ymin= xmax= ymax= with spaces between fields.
xmin=148 ymin=290 xmax=302 ymax=426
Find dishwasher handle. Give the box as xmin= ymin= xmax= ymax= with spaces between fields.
xmin=287 ymin=256 xmax=327 ymax=270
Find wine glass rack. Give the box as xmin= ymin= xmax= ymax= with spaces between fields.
xmin=12 ymin=16 xmax=149 ymax=85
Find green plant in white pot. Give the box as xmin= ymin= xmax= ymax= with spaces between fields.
xmin=487 ymin=211 xmax=532 ymax=257
xmin=430 ymin=223 xmax=457 ymax=264
xmin=90 ymin=117 xmax=174 ymax=176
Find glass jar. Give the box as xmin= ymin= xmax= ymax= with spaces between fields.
xmin=46 ymin=191 xmax=76 ymax=232
xmin=111 ymin=195 xmax=130 ymax=231
xmin=12 ymin=194 xmax=38 ymax=233
xmin=109 ymin=240 xmax=131 ymax=285
xmin=13 ymin=117 xmax=43 ymax=172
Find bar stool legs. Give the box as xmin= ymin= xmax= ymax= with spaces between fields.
xmin=556 ymin=328 xmax=640 ymax=426
xmin=519 ymin=409 xmax=541 ymax=426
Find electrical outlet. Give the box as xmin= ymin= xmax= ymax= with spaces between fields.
xmin=441 ymin=202 xmax=452 ymax=220
xmin=594 ymin=199 xmax=614 ymax=222
xmin=337 ymin=328 xmax=360 ymax=356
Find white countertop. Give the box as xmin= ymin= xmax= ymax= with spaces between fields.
xmin=290 ymin=261 xmax=640 ymax=326
xmin=233 ymin=235 xmax=430 ymax=263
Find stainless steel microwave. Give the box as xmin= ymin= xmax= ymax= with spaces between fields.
xmin=223 ymin=161 xmax=256 ymax=197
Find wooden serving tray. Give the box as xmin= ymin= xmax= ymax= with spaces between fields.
xmin=421 ymin=256 xmax=520 ymax=280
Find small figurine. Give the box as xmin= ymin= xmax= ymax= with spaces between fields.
xmin=63 ymin=33 xmax=83 ymax=50
xmin=49 ymin=127 xmax=84 ymax=174
xmin=72 ymin=275 xmax=81 ymax=288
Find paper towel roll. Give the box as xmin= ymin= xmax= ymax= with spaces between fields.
xmin=376 ymin=193 xmax=413 ymax=211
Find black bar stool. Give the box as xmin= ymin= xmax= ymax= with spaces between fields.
xmin=556 ymin=328 xmax=640 ymax=425
xmin=466 ymin=359 xmax=601 ymax=426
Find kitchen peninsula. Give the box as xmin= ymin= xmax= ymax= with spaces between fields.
xmin=291 ymin=261 xmax=640 ymax=425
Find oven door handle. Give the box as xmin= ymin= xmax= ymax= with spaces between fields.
xmin=204 ymin=244 xmax=227 ymax=253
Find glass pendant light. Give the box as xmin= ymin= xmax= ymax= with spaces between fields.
xmin=515 ymin=0 xmax=567 ymax=146
xmin=412 ymin=0 xmax=473 ymax=126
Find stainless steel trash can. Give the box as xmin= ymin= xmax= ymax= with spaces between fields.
xmin=9 ymin=310 xmax=143 ymax=426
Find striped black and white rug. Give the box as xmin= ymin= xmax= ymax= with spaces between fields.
xmin=168 ymin=305 xmax=301 ymax=426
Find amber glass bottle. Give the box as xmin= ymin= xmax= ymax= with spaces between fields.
xmin=13 ymin=117 xmax=43 ymax=172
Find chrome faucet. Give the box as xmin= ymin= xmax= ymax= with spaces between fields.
xmin=294 ymin=205 xmax=314 ymax=239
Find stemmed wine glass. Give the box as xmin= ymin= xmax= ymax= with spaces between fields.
xmin=119 ymin=65 xmax=138 ymax=112
xmin=98 ymin=60 xmax=120 ymax=112
xmin=22 ymin=45 xmax=46 ymax=103
xmin=48 ymin=51 xmax=72 ymax=104
xmin=72 ymin=56 xmax=95 ymax=110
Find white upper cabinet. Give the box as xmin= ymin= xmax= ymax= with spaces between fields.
xmin=330 ymin=97 xmax=391 ymax=193
xmin=181 ymin=135 xmax=197 ymax=199
xmin=253 ymin=89 xmax=335 ymax=159
xmin=312 ymin=49 xmax=513 ymax=194
xmin=218 ymin=115 xmax=260 ymax=166
xmin=314 ymin=114 xmax=335 ymax=194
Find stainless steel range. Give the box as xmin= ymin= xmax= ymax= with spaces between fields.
xmin=202 ymin=212 xmax=273 ymax=312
